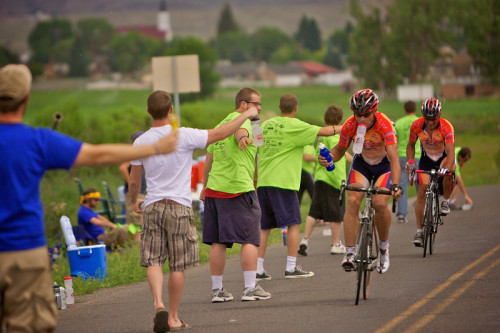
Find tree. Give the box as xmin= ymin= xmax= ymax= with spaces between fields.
xmin=453 ymin=0 xmax=500 ymax=84
xmin=323 ymin=22 xmax=354 ymax=69
xmin=385 ymin=0 xmax=450 ymax=84
xmin=295 ymin=16 xmax=322 ymax=52
xmin=217 ymin=3 xmax=240 ymax=35
xmin=348 ymin=0 xmax=397 ymax=91
xmin=109 ymin=31 xmax=163 ymax=73
xmin=0 ymin=45 xmax=19 ymax=66
xmin=74 ymin=18 xmax=114 ymax=66
xmin=250 ymin=27 xmax=292 ymax=63
xmin=165 ymin=36 xmax=220 ymax=100
xmin=28 ymin=18 xmax=73 ymax=64
xmin=214 ymin=31 xmax=252 ymax=63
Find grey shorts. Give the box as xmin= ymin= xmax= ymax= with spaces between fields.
xmin=140 ymin=200 xmax=199 ymax=271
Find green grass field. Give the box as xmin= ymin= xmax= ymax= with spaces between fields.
xmin=30 ymin=85 xmax=499 ymax=294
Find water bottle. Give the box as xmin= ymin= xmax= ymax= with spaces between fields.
xmin=53 ymin=282 xmax=66 ymax=310
xmin=353 ymin=124 xmax=367 ymax=154
xmin=281 ymin=227 xmax=287 ymax=246
xmin=64 ymin=275 xmax=75 ymax=305
xmin=60 ymin=216 xmax=77 ymax=250
xmin=60 ymin=285 xmax=67 ymax=309
xmin=251 ymin=118 xmax=264 ymax=146
xmin=319 ymin=143 xmax=335 ymax=171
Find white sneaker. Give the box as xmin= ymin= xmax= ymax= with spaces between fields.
xmin=241 ymin=285 xmax=271 ymax=301
xmin=377 ymin=249 xmax=390 ymax=274
xmin=298 ymin=238 xmax=309 ymax=256
xmin=330 ymin=242 xmax=346 ymax=254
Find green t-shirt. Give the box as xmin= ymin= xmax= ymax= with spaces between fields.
xmin=315 ymin=135 xmax=346 ymax=190
xmin=257 ymin=117 xmax=320 ymax=191
xmin=206 ymin=112 xmax=257 ymax=194
xmin=395 ymin=115 xmax=421 ymax=158
xmin=302 ymin=145 xmax=316 ymax=175
xmin=455 ymin=146 xmax=461 ymax=177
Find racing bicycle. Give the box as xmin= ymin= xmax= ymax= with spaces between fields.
xmin=339 ymin=179 xmax=396 ymax=305
xmin=410 ymin=169 xmax=454 ymax=258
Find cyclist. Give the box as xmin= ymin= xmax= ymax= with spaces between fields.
xmin=319 ymin=89 xmax=402 ymax=274
xmin=406 ymin=98 xmax=456 ymax=247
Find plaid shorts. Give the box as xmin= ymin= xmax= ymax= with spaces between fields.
xmin=0 ymin=247 xmax=58 ymax=332
xmin=140 ymin=200 xmax=199 ymax=271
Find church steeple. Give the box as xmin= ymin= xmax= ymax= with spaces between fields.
xmin=157 ymin=0 xmax=173 ymax=42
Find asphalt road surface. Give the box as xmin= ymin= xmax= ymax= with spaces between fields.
xmin=56 ymin=185 xmax=500 ymax=333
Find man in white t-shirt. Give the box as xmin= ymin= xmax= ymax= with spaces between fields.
xmin=129 ymin=90 xmax=258 ymax=332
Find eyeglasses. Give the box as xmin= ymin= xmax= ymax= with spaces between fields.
xmin=424 ymin=116 xmax=438 ymax=121
xmin=244 ymin=101 xmax=261 ymax=107
xmin=354 ymin=112 xmax=371 ymax=118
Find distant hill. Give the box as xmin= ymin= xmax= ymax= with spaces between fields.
xmin=0 ymin=0 xmax=344 ymax=17
xmin=0 ymin=0 xmax=391 ymax=55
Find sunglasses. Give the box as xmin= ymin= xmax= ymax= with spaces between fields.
xmin=244 ymin=101 xmax=261 ymax=107
xmin=424 ymin=116 xmax=438 ymax=121
xmin=354 ymin=113 xmax=371 ymax=118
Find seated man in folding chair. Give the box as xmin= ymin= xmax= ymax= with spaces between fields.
xmin=78 ymin=188 xmax=129 ymax=249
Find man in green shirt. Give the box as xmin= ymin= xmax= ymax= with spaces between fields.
xmin=201 ymin=87 xmax=271 ymax=302
xmin=297 ymin=145 xmax=316 ymax=204
xmin=256 ymin=94 xmax=341 ymax=280
xmin=450 ymin=146 xmax=473 ymax=209
xmin=395 ymin=100 xmax=421 ymax=223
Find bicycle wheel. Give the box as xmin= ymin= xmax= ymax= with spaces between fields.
xmin=355 ymin=221 xmax=368 ymax=305
xmin=422 ymin=195 xmax=433 ymax=258
xmin=363 ymin=222 xmax=378 ymax=300
xmin=429 ymin=195 xmax=440 ymax=255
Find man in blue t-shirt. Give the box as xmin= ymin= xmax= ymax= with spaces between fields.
xmin=0 ymin=64 xmax=178 ymax=332
xmin=78 ymin=188 xmax=128 ymax=248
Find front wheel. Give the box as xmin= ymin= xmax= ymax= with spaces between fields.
xmin=355 ymin=222 xmax=368 ymax=305
xmin=422 ymin=195 xmax=433 ymax=258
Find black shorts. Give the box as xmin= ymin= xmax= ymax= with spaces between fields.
xmin=419 ymin=150 xmax=448 ymax=194
xmin=308 ymin=181 xmax=345 ymax=222
xmin=348 ymin=154 xmax=392 ymax=188
xmin=258 ymin=187 xmax=302 ymax=229
xmin=202 ymin=192 xmax=261 ymax=248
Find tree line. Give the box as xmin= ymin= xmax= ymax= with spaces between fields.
xmin=0 ymin=0 xmax=498 ymax=97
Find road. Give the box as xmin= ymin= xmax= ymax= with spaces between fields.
xmin=56 ymin=185 xmax=500 ymax=333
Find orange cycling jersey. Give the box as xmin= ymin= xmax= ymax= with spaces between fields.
xmin=339 ymin=112 xmax=397 ymax=165
xmin=409 ymin=117 xmax=454 ymax=161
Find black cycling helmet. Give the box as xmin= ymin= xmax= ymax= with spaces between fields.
xmin=421 ymin=98 xmax=442 ymax=117
xmin=350 ymin=89 xmax=379 ymax=114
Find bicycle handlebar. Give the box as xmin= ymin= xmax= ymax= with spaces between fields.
xmin=409 ymin=169 xmax=454 ymax=186
xmin=339 ymin=180 xmax=396 ymax=213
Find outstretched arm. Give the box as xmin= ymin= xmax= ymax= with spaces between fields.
xmin=206 ymin=108 xmax=259 ymax=145
xmin=73 ymin=131 xmax=178 ymax=167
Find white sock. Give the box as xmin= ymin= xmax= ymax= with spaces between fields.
xmin=286 ymin=256 xmax=296 ymax=272
xmin=443 ymin=198 xmax=450 ymax=203
xmin=346 ymin=246 xmax=355 ymax=255
xmin=243 ymin=271 xmax=256 ymax=289
xmin=379 ymin=240 xmax=389 ymax=251
xmin=417 ymin=229 xmax=423 ymax=233
xmin=211 ymin=275 xmax=223 ymax=291
xmin=257 ymin=257 xmax=265 ymax=274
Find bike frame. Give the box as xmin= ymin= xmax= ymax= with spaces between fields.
xmin=411 ymin=169 xmax=454 ymax=257
xmin=339 ymin=180 xmax=395 ymax=305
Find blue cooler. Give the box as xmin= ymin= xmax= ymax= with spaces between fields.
xmin=68 ymin=245 xmax=108 ymax=280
